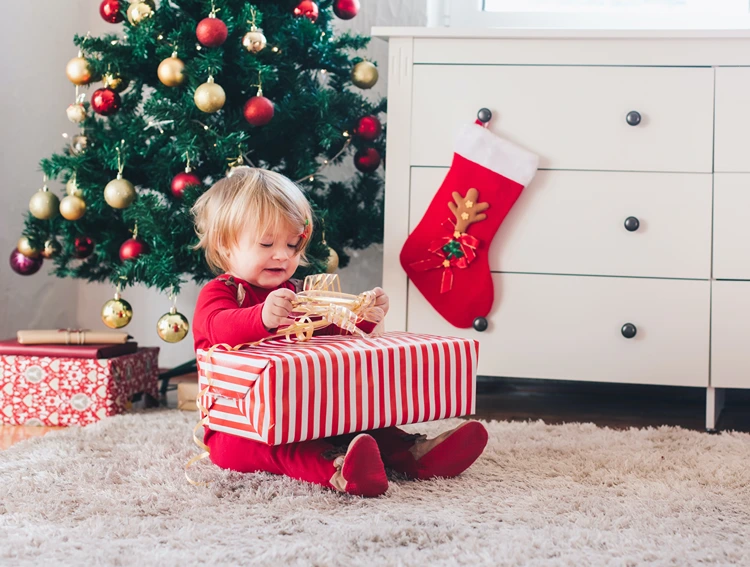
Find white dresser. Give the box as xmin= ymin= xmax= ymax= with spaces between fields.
xmin=374 ymin=26 xmax=750 ymax=430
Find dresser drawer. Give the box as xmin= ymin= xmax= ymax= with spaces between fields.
xmin=410 ymin=65 xmax=714 ymax=173
xmin=713 ymin=174 xmax=750 ymax=280
xmin=409 ymin=169 xmax=712 ymax=279
xmin=715 ymin=68 xmax=750 ymax=172
xmin=407 ymin=274 xmax=710 ymax=387
xmin=711 ymin=281 xmax=750 ymax=389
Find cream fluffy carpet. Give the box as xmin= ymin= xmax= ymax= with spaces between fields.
xmin=1 ymin=410 xmax=749 ymax=566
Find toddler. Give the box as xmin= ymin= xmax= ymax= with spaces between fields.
xmin=191 ymin=168 xmax=488 ymax=497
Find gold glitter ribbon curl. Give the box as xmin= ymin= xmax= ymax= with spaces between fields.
xmin=185 ymin=274 xmax=384 ymax=485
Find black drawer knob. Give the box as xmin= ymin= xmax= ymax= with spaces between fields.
xmin=621 ymin=323 xmax=637 ymax=339
xmin=473 ymin=317 xmax=488 ymax=332
xmin=626 ymin=111 xmax=642 ymax=126
xmin=624 ymin=216 xmax=640 ymax=232
xmin=477 ymin=108 xmax=492 ymax=123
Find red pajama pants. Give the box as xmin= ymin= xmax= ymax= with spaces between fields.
xmin=205 ymin=427 xmax=419 ymax=487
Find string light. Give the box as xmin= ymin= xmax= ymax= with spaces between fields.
xmin=157 ymin=34 xmax=164 ymax=40
xmin=144 ymin=119 xmax=174 ymax=133
xmin=111 ymin=40 xmax=118 ymax=45
xmin=294 ymin=138 xmax=352 ymax=184
xmin=271 ymin=46 xmax=279 ymax=53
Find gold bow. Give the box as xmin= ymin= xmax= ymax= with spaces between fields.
xmin=281 ymin=274 xmax=384 ymax=340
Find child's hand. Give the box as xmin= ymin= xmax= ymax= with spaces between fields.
xmin=262 ymin=288 xmax=296 ymax=331
xmin=372 ymin=287 xmax=389 ymax=317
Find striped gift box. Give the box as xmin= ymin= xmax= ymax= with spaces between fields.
xmin=196 ymin=331 xmax=479 ymax=445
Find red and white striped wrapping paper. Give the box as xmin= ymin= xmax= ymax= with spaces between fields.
xmin=196 ymin=331 xmax=478 ymax=445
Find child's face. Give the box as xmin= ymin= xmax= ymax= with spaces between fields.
xmin=226 ymin=223 xmax=302 ymax=288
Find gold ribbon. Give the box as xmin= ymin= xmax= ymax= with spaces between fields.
xmin=185 ymin=274 xmax=382 ymax=486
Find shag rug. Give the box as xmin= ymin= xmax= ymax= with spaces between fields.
xmin=1 ymin=410 xmax=749 ymax=567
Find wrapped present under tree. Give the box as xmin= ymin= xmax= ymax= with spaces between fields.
xmin=0 ymin=347 xmax=159 ymax=426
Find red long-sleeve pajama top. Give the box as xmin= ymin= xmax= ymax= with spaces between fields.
xmin=192 ymin=274 xmax=375 ymax=447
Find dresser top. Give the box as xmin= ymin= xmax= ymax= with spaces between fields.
xmin=372 ymin=23 xmax=750 ymax=40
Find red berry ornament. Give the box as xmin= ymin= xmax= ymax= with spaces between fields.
xmin=293 ymin=1 xmax=319 ymax=23
xmin=73 ymin=236 xmax=95 ymax=259
xmin=119 ymin=238 xmax=148 ymax=261
xmin=171 ymin=171 xmax=202 ymax=198
xmin=354 ymin=148 xmax=382 ymax=173
xmin=196 ymin=16 xmax=228 ymax=47
xmin=333 ymin=0 xmax=359 ymax=20
xmin=355 ymin=115 xmax=382 ymax=141
xmin=243 ymin=95 xmax=275 ymax=127
xmin=91 ymin=88 xmax=121 ymax=116
xmin=100 ymin=0 xmax=124 ymax=23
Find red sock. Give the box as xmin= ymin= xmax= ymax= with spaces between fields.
xmin=400 ymin=120 xmax=538 ymax=328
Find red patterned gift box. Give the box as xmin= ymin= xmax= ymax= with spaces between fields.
xmin=196 ymin=332 xmax=478 ymax=445
xmin=0 ymin=348 xmax=159 ymax=426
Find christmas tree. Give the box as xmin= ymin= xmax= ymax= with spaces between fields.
xmin=12 ymin=0 xmax=385 ymax=339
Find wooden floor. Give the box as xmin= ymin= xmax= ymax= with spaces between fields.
xmin=2 ymin=377 xmax=750 ymax=450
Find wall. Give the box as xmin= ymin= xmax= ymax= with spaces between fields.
xmin=0 ymin=0 xmax=91 ymax=341
xmin=0 ymin=1 xmax=426 ymax=368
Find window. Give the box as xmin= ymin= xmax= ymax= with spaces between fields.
xmin=484 ymin=0 xmax=749 ymax=13
xmin=429 ymin=0 xmax=750 ymax=27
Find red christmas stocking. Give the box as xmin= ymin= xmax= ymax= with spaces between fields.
xmin=400 ymin=120 xmax=539 ymax=328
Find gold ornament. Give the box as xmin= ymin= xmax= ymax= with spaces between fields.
xmin=103 ymin=72 xmax=129 ymax=93
xmin=325 ymin=246 xmax=339 ymax=273
xmin=66 ymin=175 xmax=82 ymax=197
xmin=156 ymin=306 xmax=190 ymax=343
xmin=59 ymin=195 xmax=86 ymax=221
xmin=351 ymin=61 xmax=379 ymax=89
xmin=104 ymin=175 xmax=136 ymax=209
xmin=66 ymin=55 xmax=93 ymax=85
xmin=194 ymin=76 xmax=226 ymax=113
xmin=41 ymin=239 xmax=62 ymax=259
xmin=242 ymin=28 xmax=267 ymax=53
xmin=101 ymin=291 xmax=133 ymax=329
xmin=17 ymin=237 xmax=41 ymax=259
xmin=70 ymin=134 xmax=88 ymax=155
xmin=127 ymin=1 xmax=154 ymax=25
xmin=66 ymin=103 xmax=87 ymax=124
xmin=157 ymin=53 xmax=185 ymax=87
xmin=29 ymin=187 xmax=60 ymax=220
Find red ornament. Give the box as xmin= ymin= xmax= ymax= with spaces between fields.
xmin=119 ymin=238 xmax=148 ymax=261
xmin=354 ymin=148 xmax=382 ymax=173
xmin=355 ymin=115 xmax=382 ymax=141
xmin=100 ymin=0 xmax=124 ymax=23
xmin=243 ymin=95 xmax=275 ymax=127
xmin=73 ymin=236 xmax=95 ymax=259
xmin=293 ymin=0 xmax=319 ymax=22
xmin=171 ymin=171 xmax=202 ymax=199
xmin=196 ymin=16 xmax=228 ymax=47
xmin=91 ymin=88 xmax=121 ymax=116
xmin=333 ymin=0 xmax=359 ymax=19
xmin=9 ymin=249 xmax=42 ymax=276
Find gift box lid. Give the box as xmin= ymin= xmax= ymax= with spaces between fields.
xmin=0 ymin=339 xmax=138 ymax=359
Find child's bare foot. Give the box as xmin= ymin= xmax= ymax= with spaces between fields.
xmin=409 ymin=421 xmax=488 ymax=480
xmin=330 ymin=434 xmax=388 ymax=497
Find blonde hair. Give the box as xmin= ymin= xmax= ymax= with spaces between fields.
xmin=191 ymin=167 xmax=313 ymax=274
